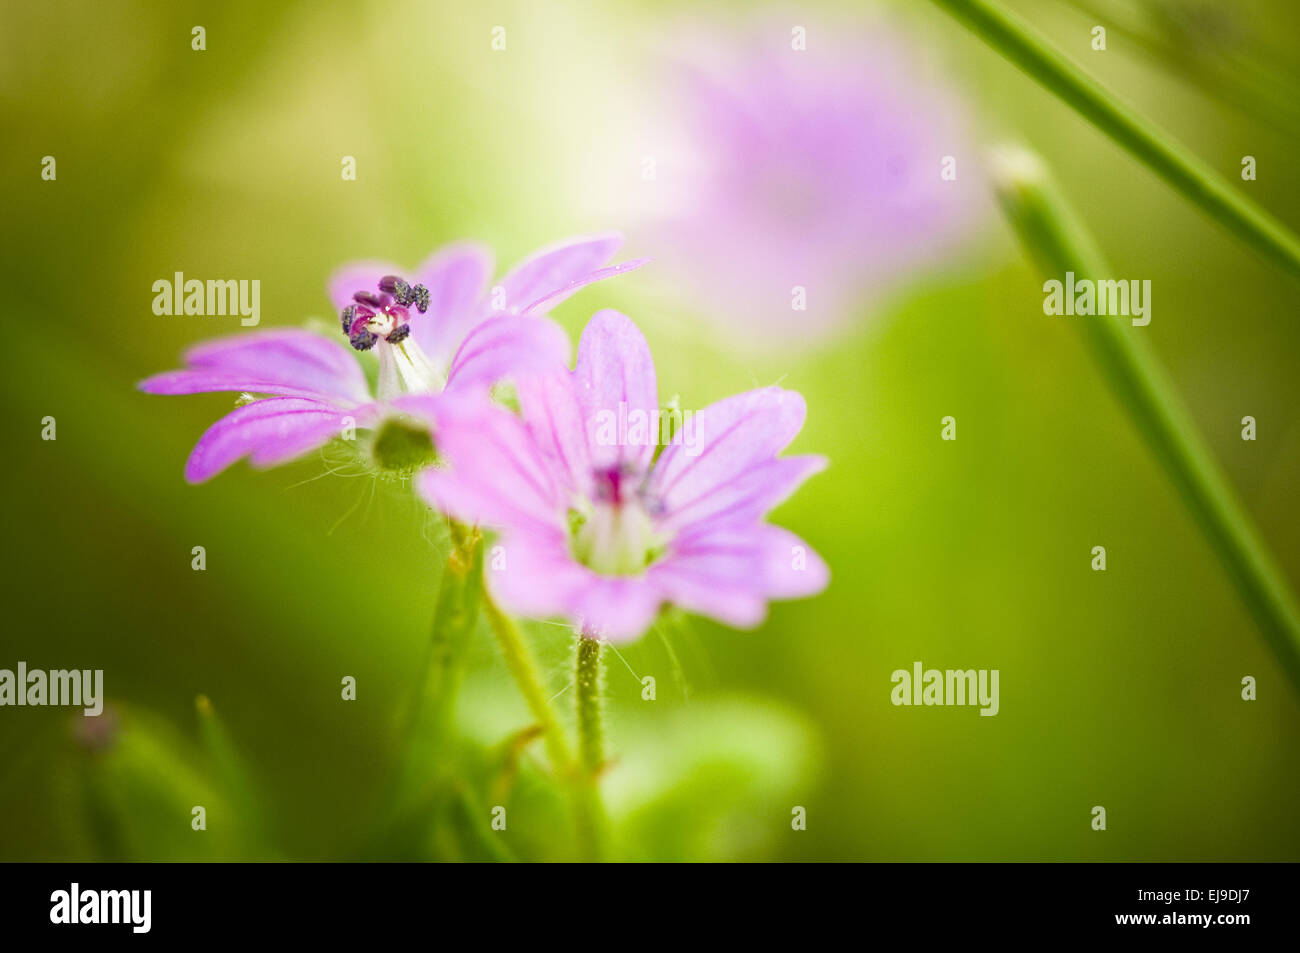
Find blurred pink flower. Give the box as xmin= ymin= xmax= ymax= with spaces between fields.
xmin=646 ymin=18 xmax=981 ymax=346
xmin=415 ymin=310 xmax=829 ymax=641
xmin=139 ymin=235 xmax=645 ymax=482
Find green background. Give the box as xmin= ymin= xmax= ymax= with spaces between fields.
xmin=2 ymin=0 xmax=1298 ymax=861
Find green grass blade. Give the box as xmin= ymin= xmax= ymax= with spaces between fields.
xmin=993 ymin=146 xmax=1300 ymax=698
xmin=932 ymin=0 xmax=1300 ymax=281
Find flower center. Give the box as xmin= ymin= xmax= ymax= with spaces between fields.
xmin=341 ymin=276 xmax=443 ymax=399
xmin=339 ymin=275 xmax=428 ymax=351
xmin=567 ymin=468 xmax=668 ymax=576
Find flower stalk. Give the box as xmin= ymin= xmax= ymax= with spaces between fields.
xmin=382 ymin=521 xmax=482 ymax=819
xmin=993 ymin=146 xmax=1300 ymax=698
xmin=930 ymin=0 xmax=1300 ymax=282
xmin=575 ymin=635 xmax=605 ymax=777
xmin=480 ymin=594 xmax=612 ymax=860
xmin=479 ymin=590 xmax=574 ymax=773
xmin=421 ymin=522 xmax=484 ymax=749
xmin=574 ymin=634 xmax=611 ymax=861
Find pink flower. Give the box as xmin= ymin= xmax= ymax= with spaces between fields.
xmin=139 ymin=235 xmax=645 ymax=483
xmin=415 ymin=310 xmax=829 ymax=641
xmin=644 ymin=18 xmax=981 ymax=346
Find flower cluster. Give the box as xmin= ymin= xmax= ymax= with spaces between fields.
xmin=142 ymin=236 xmax=828 ymax=640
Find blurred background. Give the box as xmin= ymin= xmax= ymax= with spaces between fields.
xmin=2 ymin=0 xmax=1298 ymax=861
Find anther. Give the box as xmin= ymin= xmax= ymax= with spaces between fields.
xmin=379 ymin=275 xmax=412 ymax=305
xmin=386 ymin=324 xmax=411 ymax=345
xmin=349 ymin=328 xmax=378 ymax=351
xmin=378 ymin=275 xmax=407 ymax=294
xmin=411 ymin=284 xmax=429 ymax=313
xmin=340 ymin=304 xmax=356 ymax=334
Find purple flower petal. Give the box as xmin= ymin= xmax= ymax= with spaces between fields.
xmin=520 ymin=258 xmax=649 ymax=316
xmin=516 ymin=369 xmax=594 ymax=499
xmin=484 ymin=531 xmax=590 ymax=621
xmin=569 ymin=574 xmax=664 ymax=641
xmin=493 ymin=233 xmax=624 ymax=315
xmin=757 ymin=525 xmax=829 ymax=599
xmin=650 ymin=532 xmax=768 ymax=629
xmin=650 ymin=523 xmax=828 ymax=628
xmin=139 ymin=369 xmax=332 ymax=402
xmin=417 ymin=402 xmax=565 ymax=537
xmin=649 ymin=387 xmax=807 ymax=506
xmin=184 ymin=397 xmax=377 ymax=484
xmin=661 ymin=454 xmax=827 ymax=538
xmin=141 ymin=329 xmax=370 ymax=404
xmin=408 ymin=242 xmax=493 ymax=364
xmin=384 ymin=393 xmax=444 ymax=430
xmin=444 ymin=315 xmax=570 ymax=393
xmin=486 ymin=531 xmax=665 ymax=642
xmin=573 ymin=309 xmax=659 ymax=472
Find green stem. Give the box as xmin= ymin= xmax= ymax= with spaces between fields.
xmin=575 ymin=636 xmax=605 ymax=776
xmin=479 ymin=597 xmax=612 ymax=860
xmin=395 ymin=522 xmax=482 ymax=759
xmin=1061 ymin=0 xmax=1300 ymax=132
xmin=375 ymin=523 xmax=482 ymax=853
xmin=930 ymin=0 xmax=1300 ymax=281
xmin=994 ymin=146 xmax=1300 ymax=698
xmin=574 ymin=635 xmax=610 ymax=861
xmin=479 ymin=590 xmax=574 ymax=773
xmin=423 ymin=523 xmax=483 ymax=749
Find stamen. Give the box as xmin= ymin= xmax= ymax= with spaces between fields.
xmin=378 ymin=276 xmax=430 ymax=313
xmin=410 ymin=284 xmax=429 ymax=313
xmin=568 ymin=494 xmax=666 ymax=576
xmin=379 ymin=275 xmax=411 ymax=303
xmin=340 ymin=277 xmax=427 ymax=352
xmin=349 ymin=328 xmax=378 ymax=351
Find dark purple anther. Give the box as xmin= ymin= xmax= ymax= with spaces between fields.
xmin=411 ymin=284 xmax=429 ymax=313
xmin=350 ymin=327 xmax=378 ymax=350
xmin=339 ymin=276 xmax=427 ymax=352
xmin=379 ymin=275 xmax=411 ymax=302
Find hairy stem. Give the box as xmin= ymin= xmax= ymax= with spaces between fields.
xmin=422 ymin=522 xmax=483 ymax=750
xmin=382 ymin=522 xmax=482 ymax=829
xmin=479 ymin=590 xmax=574 ymax=773
xmin=574 ymin=634 xmax=610 ymax=861
xmin=575 ymin=636 xmax=605 ymax=776
xmin=479 ymin=597 xmax=612 ymax=859
xmin=931 ymin=0 xmax=1300 ymax=282
xmin=994 ymin=146 xmax=1300 ymax=698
